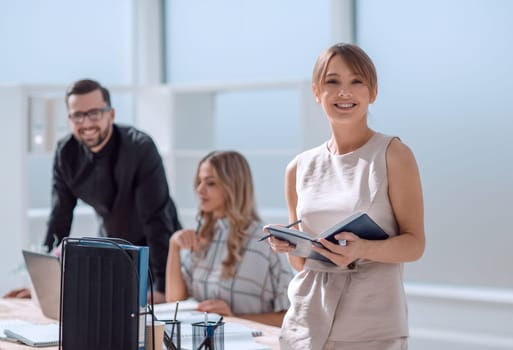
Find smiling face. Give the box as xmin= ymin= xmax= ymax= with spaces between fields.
xmin=195 ymin=161 xmax=227 ymax=218
xmin=314 ymin=55 xmax=376 ymax=126
xmin=312 ymin=44 xmax=378 ymax=128
xmin=67 ymin=89 xmax=115 ymax=152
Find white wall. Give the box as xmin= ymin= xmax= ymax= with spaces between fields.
xmin=0 ymin=1 xmax=134 ymax=85
xmin=0 ymin=86 xmax=28 ymax=295
xmin=165 ymin=0 xmax=333 ymax=84
xmin=357 ymin=0 xmax=513 ymax=290
xmin=357 ymin=1 xmax=513 ymax=347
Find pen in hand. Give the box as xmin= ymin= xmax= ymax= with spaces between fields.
xmin=286 ymin=219 xmax=302 ymax=229
xmin=258 ymin=219 xmax=302 ymax=241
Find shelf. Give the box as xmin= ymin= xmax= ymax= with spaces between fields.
xmin=27 ymin=206 xmax=95 ymax=218
xmin=172 ymin=149 xmax=297 ymax=158
xmin=3 ymin=80 xmax=328 ymax=258
xmin=177 ymin=207 xmax=289 ymax=229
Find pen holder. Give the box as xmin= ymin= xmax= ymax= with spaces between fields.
xmin=165 ymin=320 xmax=181 ymax=350
xmin=191 ymin=321 xmax=224 ymax=350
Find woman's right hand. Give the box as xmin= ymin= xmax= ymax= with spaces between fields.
xmin=170 ymin=229 xmax=199 ymax=251
xmin=262 ymin=226 xmax=296 ymax=254
xmin=264 ymin=224 xmax=305 ymax=271
xmin=269 ymin=236 xmax=295 ymax=254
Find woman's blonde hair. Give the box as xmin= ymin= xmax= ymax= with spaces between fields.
xmin=312 ymin=43 xmax=378 ymax=100
xmin=194 ymin=150 xmax=260 ymax=278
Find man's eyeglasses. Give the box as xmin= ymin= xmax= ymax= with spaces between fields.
xmin=68 ymin=106 xmax=111 ymax=124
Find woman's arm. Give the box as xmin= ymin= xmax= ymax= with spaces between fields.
xmin=165 ymin=229 xmax=197 ymax=302
xmin=264 ymin=158 xmax=305 ymax=270
xmin=282 ymin=158 xmax=306 ymax=271
xmin=361 ymin=137 xmax=425 ymax=262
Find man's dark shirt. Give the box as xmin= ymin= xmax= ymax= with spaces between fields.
xmin=45 ymin=124 xmax=182 ymax=292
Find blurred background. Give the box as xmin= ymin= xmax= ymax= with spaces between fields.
xmin=1 ymin=1 xmax=512 ymax=349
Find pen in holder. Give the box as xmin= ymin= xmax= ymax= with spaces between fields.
xmin=164 ymin=320 xmax=181 ymax=350
xmin=164 ymin=301 xmax=181 ymax=350
xmin=192 ymin=316 xmax=224 ymax=350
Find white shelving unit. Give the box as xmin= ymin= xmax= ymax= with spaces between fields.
xmin=134 ymin=80 xmax=328 ymax=228
xmin=0 ymin=81 xmax=328 ymax=292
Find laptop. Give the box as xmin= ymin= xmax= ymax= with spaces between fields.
xmin=22 ymin=250 xmax=61 ymax=321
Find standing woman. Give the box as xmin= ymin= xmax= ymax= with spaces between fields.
xmin=266 ymin=43 xmax=425 ymax=349
xmin=166 ymin=150 xmax=293 ymax=327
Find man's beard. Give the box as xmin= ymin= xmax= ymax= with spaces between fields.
xmin=79 ymin=124 xmax=111 ymax=150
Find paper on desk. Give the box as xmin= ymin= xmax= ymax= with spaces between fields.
xmin=152 ymin=298 xmax=199 ymax=321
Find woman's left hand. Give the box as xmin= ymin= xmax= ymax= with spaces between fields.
xmin=197 ymin=299 xmax=234 ymax=316
xmin=312 ymin=232 xmax=362 ymax=267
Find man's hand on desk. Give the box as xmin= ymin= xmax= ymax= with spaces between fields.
xmin=148 ymin=290 xmax=166 ymax=304
xmin=3 ymin=287 xmax=32 ymax=299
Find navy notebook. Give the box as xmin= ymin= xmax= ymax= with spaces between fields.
xmin=264 ymin=212 xmax=389 ymax=264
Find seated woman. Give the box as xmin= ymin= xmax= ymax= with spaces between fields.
xmin=165 ymin=150 xmax=293 ymax=327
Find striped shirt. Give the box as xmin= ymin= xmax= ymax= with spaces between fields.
xmin=181 ymin=218 xmax=293 ymax=315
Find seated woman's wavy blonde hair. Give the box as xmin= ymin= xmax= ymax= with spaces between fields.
xmin=194 ymin=150 xmax=260 ymax=279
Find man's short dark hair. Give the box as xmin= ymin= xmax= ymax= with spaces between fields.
xmin=65 ymin=79 xmax=111 ymax=107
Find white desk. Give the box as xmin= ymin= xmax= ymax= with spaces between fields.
xmin=0 ymin=299 xmax=280 ymax=350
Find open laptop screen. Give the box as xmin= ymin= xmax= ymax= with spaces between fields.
xmin=22 ymin=250 xmax=61 ymax=321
